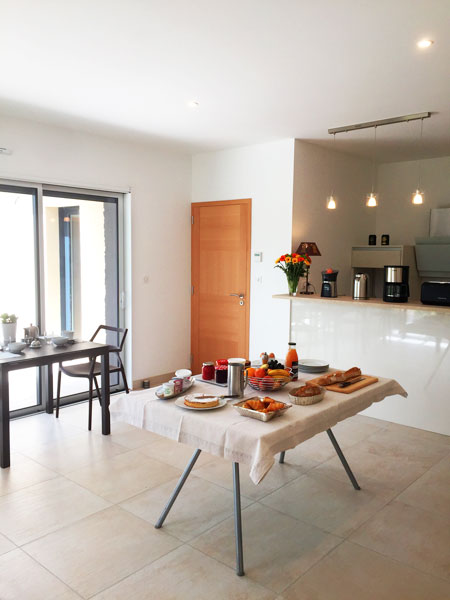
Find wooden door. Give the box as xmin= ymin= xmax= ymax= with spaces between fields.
xmin=191 ymin=199 xmax=251 ymax=374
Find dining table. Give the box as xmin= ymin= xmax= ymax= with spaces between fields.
xmin=110 ymin=371 xmax=407 ymax=576
xmin=0 ymin=341 xmax=112 ymax=468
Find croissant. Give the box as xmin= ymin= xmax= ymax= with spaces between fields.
xmin=243 ymin=399 xmax=266 ymax=411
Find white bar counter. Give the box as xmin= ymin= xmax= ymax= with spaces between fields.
xmin=273 ymin=293 xmax=450 ymax=314
xmin=274 ymin=294 xmax=450 ymax=436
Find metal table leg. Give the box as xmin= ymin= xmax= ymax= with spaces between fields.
xmin=279 ymin=451 xmax=286 ymax=464
xmin=232 ymin=462 xmax=245 ymax=576
xmin=155 ymin=449 xmax=202 ymax=529
xmin=0 ymin=367 xmax=10 ymax=468
xmin=326 ymin=428 xmax=361 ymax=490
xmin=43 ymin=364 xmax=54 ymax=414
xmin=100 ymin=351 xmax=110 ymax=435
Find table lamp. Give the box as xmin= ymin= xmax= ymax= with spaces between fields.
xmin=296 ymin=242 xmax=321 ymax=295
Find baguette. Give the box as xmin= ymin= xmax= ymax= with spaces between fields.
xmin=315 ymin=367 xmax=361 ymax=386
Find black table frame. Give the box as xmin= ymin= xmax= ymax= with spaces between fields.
xmin=0 ymin=341 xmax=112 ymax=468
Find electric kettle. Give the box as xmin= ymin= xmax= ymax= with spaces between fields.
xmin=353 ymin=273 xmax=370 ymax=300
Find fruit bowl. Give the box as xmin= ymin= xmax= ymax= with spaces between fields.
xmin=248 ymin=372 xmax=292 ymax=392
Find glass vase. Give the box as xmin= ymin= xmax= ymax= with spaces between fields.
xmin=287 ymin=276 xmax=300 ymax=296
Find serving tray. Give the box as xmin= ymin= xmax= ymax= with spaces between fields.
xmin=155 ymin=376 xmax=195 ymax=400
xmin=232 ymin=397 xmax=292 ymax=421
xmin=307 ymin=375 xmax=378 ymax=394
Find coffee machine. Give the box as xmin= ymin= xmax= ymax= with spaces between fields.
xmin=383 ymin=266 xmax=409 ymax=303
xmin=321 ymin=269 xmax=339 ymax=298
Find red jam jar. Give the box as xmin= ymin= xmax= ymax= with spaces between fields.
xmin=215 ymin=359 xmax=228 ymax=384
xmin=202 ymin=362 xmax=215 ymax=381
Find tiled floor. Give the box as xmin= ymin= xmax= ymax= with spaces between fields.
xmin=1 ymin=403 xmax=449 ymax=599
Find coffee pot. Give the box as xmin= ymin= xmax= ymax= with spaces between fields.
xmin=227 ymin=359 xmax=248 ymax=398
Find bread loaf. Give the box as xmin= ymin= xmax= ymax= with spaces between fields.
xmin=315 ymin=367 xmax=361 ymax=386
xmin=292 ymin=384 xmax=323 ymax=397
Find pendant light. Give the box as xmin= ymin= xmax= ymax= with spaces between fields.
xmin=366 ymin=125 xmax=378 ymax=207
xmin=412 ymin=118 xmax=425 ymax=205
xmin=326 ymin=133 xmax=337 ymax=209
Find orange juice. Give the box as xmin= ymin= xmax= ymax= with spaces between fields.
xmin=286 ymin=342 xmax=298 ymax=381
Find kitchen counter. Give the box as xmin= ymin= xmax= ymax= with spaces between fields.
xmin=278 ymin=293 xmax=450 ymax=436
xmin=273 ymin=293 xmax=449 ymax=314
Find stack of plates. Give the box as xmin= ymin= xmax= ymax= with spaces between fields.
xmin=298 ymin=359 xmax=329 ymax=374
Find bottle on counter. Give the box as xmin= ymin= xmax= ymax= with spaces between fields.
xmin=285 ymin=342 xmax=298 ymax=381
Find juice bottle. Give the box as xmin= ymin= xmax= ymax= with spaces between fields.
xmin=285 ymin=342 xmax=298 ymax=381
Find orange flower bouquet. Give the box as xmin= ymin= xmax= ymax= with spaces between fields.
xmin=275 ymin=253 xmax=311 ymax=295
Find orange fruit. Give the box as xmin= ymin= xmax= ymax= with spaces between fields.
xmin=255 ymin=368 xmax=266 ymax=378
xmin=246 ymin=367 xmax=256 ymax=377
xmin=269 ymin=352 xmax=275 ymax=358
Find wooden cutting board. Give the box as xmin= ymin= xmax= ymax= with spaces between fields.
xmin=307 ymin=375 xmax=379 ymax=394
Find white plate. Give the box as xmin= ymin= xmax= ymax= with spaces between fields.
xmin=298 ymin=359 xmax=329 ymax=368
xmin=175 ymin=397 xmax=227 ymax=411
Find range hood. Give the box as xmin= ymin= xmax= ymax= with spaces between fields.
xmin=415 ymin=236 xmax=450 ymax=278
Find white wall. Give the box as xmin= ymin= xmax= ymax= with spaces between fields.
xmin=292 ymin=141 xmax=375 ymax=296
xmin=192 ymin=139 xmax=295 ymax=359
xmin=0 ymin=115 xmax=192 ymax=382
xmin=376 ymin=156 xmax=450 ymax=244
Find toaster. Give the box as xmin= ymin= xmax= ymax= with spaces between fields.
xmin=420 ymin=281 xmax=450 ymax=306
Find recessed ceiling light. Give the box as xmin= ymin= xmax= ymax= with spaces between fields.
xmin=188 ymin=100 xmax=200 ymax=109
xmin=417 ymin=39 xmax=434 ymax=48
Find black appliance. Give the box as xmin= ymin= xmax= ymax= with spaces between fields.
xmin=383 ymin=265 xmax=409 ymax=303
xmin=321 ymin=269 xmax=338 ymax=298
xmin=421 ymin=281 xmax=450 ymax=306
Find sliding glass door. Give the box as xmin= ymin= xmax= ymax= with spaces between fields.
xmin=0 ymin=185 xmax=40 ymax=411
xmin=0 ymin=181 xmax=125 ymax=416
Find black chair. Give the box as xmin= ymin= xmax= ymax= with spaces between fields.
xmin=55 ymin=325 xmax=129 ymax=430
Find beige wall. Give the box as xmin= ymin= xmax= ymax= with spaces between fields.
xmin=375 ymin=156 xmax=450 ymax=244
xmin=292 ymin=140 xmax=374 ymax=296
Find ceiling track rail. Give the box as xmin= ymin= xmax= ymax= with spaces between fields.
xmin=328 ymin=112 xmax=431 ymax=135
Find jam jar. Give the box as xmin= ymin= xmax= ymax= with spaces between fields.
xmin=202 ymin=362 xmax=215 ymax=381
xmin=215 ymin=359 xmax=228 ymax=384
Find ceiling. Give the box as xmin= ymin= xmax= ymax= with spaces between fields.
xmin=1 ymin=0 xmax=449 ymax=161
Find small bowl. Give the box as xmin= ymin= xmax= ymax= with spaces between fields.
xmin=52 ymin=336 xmax=69 ymax=347
xmin=8 ymin=342 xmax=27 ymax=354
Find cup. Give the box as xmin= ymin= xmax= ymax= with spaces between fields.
xmin=175 ymin=369 xmax=192 ymax=388
xmin=62 ymin=330 xmax=74 ymax=340
xmin=162 ymin=381 xmax=174 ymax=397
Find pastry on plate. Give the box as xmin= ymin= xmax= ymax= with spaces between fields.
xmin=184 ymin=395 xmax=219 ymax=408
xmin=291 ymin=384 xmax=323 ymax=397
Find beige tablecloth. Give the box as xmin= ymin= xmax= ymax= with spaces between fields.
xmin=110 ymin=374 xmax=407 ymax=484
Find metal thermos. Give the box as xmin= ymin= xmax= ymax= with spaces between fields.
xmin=353 ymin=273 xmax=370 ymax=300
xmin=227 ymin=360 xmax=248 ymax=398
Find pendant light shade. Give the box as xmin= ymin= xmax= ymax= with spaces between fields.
xmin=366 ymin=193 xmax=378 ymax=207
xmin=367 ymin=126 xmax=378 ymax=207
xmin=326 ymin=134 xmax=337 ymax=209
xmin=326 ymin=195 xmax=337 ymax=209
xmin=412 ymin=190 xmax=424 ymax=205
xmin=412 ymin=118 xmax=425 ymax=206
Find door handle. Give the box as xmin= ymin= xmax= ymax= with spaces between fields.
xmin=229 ymin=293 xmax=244 ymax=299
